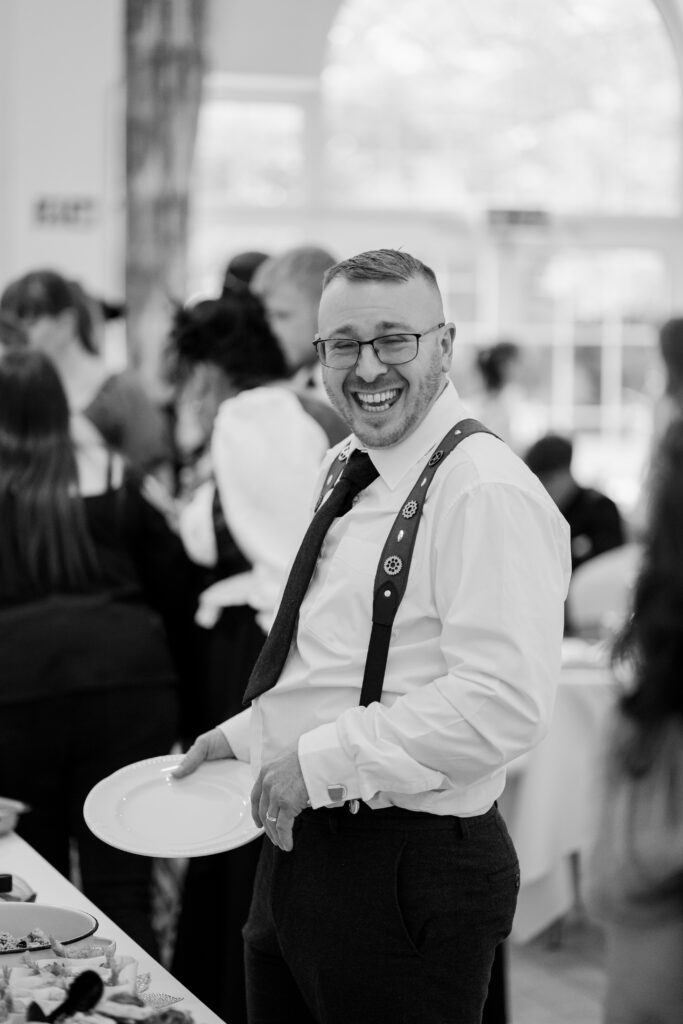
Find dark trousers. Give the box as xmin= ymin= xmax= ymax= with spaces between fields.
xmin=0 ymin=685 xmax=178 ymax=956
xmin=244 ymin=803 xmax=519 ymax=1024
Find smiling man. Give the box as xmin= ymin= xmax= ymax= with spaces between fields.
xmin=316 ymin=262 xmax=451 ymax=448
xmin=177 ymin=249 xmax=571 ymax=1024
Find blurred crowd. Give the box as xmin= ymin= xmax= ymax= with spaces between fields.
xmin=1 ymin=245 xmax=682 ymax=1023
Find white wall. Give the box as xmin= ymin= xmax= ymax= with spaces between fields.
xmin=0 ymin=0 xmax=124 ymax=299
xmin=206 ymin=0 xmax=340 ymax=77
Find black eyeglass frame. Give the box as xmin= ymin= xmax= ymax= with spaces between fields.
xmin=312 ymin=322 xmax=447 ymax=369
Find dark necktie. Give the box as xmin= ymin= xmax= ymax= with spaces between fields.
xmin=243 ymin=450 xmax=379 ymax=703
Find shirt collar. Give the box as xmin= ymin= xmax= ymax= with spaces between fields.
xmin=351 ymin=381 xmax=472 ymax=491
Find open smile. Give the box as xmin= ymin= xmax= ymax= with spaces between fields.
xmin=353 ymin=388 xmax=403 ymax=413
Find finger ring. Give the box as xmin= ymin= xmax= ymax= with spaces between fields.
xmin=265 ymin=812 xmax=277 ymax=823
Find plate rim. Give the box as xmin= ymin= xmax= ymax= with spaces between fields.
xmin=83 ymin=754 xmax=262 ymax=858
xmin=0 ymin=903 xmax=98 ymax=955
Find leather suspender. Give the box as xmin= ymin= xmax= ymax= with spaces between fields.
xmin=314 ymin=418 xmax=498 ymax=708
xmin=359 ymin=418 xmax=496 ymax=707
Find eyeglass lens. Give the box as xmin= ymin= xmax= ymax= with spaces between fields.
xmin=321 ymin=334 xmax=419 ymax=368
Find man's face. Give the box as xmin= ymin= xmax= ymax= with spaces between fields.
xmin=318 ymin=276 xmax=454 ymax=449
xmin=256 ymin=281 xmax=317 ymax=373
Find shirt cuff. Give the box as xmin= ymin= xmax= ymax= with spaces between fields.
xmin=218 ymin=709 xmax=251 ymax=763
xmin=298 ymin=722 xmax=366 ymax=809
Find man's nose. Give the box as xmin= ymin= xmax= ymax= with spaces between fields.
xmin=355 ymin=343 xmax=388 ymax=382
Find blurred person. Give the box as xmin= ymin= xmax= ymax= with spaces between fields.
xmin=632 ymin=316 xmax=683 ymax=538
xmin=587 ymin=415 xmax=683 ymax=1023
xmin=174 ymin=276 xmax=346 ymax=494
xmin=524 ymin=433 xmax=625 ymax=571
xmin=169 ymin=287 xmax=339 ymax=722
xmin=251 ymin=244 xmax=337 ymax=398
xmin=468 ymin=340 xmax=540 ymax=453
xmin=176 ymin=249 xmax=570 ymax=1024
xmin=167 ymin=286 xmax=339 ymax=1023
xmin=0 ymin=269 xmax=172 ymax=478
xmin=1 ymin=304 xmax=124 ymax=477
xmin=0 ymin=347 xmax=184 ymax=955
xmin=652 ymin=316 xmax=683 ymax=442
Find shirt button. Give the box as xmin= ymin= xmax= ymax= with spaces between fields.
xmin=352 ymin=495 xmax=360 ymax=506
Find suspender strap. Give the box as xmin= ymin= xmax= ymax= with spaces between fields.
xmin=359 ymin=418 xmax=497 ymax=708
xmin=313 ymin=443 xmax=354 ymax=512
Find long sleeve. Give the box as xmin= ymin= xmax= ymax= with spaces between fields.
xmin=299 ymin=478 xmax=570 ymax=810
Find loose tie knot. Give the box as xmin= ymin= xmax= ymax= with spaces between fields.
xmin=332 ymin=450 xmax=379 ymax=515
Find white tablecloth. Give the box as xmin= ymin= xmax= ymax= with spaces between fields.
xmin=0 ymin=831 xmax=225 ymax=1024
xmin=499 ymin=651 xmax=616 ymax=942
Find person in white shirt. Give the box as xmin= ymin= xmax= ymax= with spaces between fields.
xmin=177 ymin=249 xmax=571 ymax=1024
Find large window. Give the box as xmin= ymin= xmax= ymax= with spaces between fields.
xmin=189 ymin=0 xmax=683 ymax=507
xmin=323 ymin=0 xmax=680 ymax=214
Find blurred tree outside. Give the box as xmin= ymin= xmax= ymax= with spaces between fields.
xmin=322 ymin=0 xmax=679 ymax=215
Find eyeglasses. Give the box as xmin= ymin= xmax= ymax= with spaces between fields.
xmin=313 ymin=322 xmax=446 ymax=370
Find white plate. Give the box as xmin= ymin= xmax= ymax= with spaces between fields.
xmin=0 ymin=903 xmax=98 ymax=955
xmin=83 ymin=755 xmax=262 ymax=857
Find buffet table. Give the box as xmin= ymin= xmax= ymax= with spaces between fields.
xmin=499 ymin=645 xmax=617 ymax=942
xmin=0 ymin=830 xmax=224 ymax=1024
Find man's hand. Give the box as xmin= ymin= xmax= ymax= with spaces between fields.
xmin=173 ymin=727 xmax=234 ymax=779
xmin=251 ymin=750 xmax=310 ymax=852
xmin=0 ymin=797 xmax=28 ymax=837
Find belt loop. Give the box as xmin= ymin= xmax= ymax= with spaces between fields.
xmin=455 ymin=815 xmax=469 ymax=839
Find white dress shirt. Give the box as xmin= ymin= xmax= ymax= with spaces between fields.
xmin=178 ymin=385 xmax=329 ymax=631
xmin=221 ymin=382 xmax=571 ymax=816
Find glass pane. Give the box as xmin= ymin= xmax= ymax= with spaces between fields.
xmin=574 ymin=346 xmax=602 ymax=405
xmin=539 ymin=249 xmax=670 ymax=322
xmin=193 ymin=99 xmax=305 ymax=207
xmin=323 ymin=0 xmax=679 ymax=213
xmin=622 ymin=340 xmax=658 ymax=395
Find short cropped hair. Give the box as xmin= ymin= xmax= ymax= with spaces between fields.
xmin=524 ymin=434 xmax=573 ymax=476
xmin=252 ymin=246 xmax=336 ymax=303
xmin=323 ymin=249 xmax=439 ymax=291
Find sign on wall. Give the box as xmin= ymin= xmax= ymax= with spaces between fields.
xmin=33 ymin=197 xmax=99 ymax=227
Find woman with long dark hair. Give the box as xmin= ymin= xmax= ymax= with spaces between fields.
xmin=0 ymin=269 xmax=172 ymax=477
xmin=588 ymin=416 xmax=683 ymax=1022
xmin=0 ymin=347 xmax=183 ymax=956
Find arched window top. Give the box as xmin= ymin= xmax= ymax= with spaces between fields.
xmin=322 ymin=0 xmax=681 ymax=214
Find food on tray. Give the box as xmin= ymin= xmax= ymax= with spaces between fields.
xmin=0 ymin=928 xmax=49 ymax=953
xmin=0 ymin=923 xmax=198 ymax=1024
xmin=0 ymin=968 xmax=197 ymax=1023
xmin=48 ymin=938 xmax=116 ymax=961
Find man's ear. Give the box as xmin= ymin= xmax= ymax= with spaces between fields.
xmin=440 ymin=322 xmax=456 ymax=371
